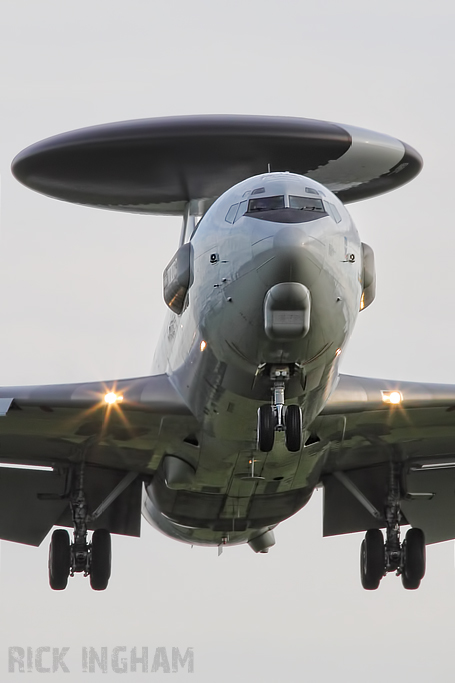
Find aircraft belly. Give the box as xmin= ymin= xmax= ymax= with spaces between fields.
xmin=145 ymin=391 xmax=334 ymax=546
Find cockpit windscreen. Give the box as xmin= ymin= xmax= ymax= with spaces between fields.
xmin=248 ymin=195 xmax=285 ymax=212
xmin=289 ymin=196 xmax=325 ymax=212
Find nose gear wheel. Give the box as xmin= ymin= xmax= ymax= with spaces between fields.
xmin=285 ymin=404 xmax=302 ymax=452
xmin=257 ymin=404 xmax=275 ymax=452
xmin=256 ymin=365 xmax=303 ymax=453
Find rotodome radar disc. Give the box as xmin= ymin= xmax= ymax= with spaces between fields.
xmin=12 ymin=115 xmax=422 ymax=215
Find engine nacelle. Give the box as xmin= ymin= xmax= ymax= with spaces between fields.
xmin=163 ymin=242 xmax=193 ymax=314
xmin=361 ymin=242 xmax=376 ymax=310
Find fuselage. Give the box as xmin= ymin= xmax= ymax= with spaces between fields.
xmin=144 ymin=172 xmax=363 ymax=549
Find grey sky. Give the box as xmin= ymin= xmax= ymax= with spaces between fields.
xmin=1 ymin=0 xmax=455 ymax=680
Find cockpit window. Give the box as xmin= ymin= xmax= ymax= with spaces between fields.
xmin=289 ymin=196 xmax=325 ymax=212
xmin=324 ymin=201 xmax=342 ymax=223
xmin=225 ymin=200 xmax=249 ymax=223
xmin=225 ymin=203 xmax=238 ymax=223
xmin=235 ymin=200 xmax=248 ymax=221
xmin=248 ymin=195 xmax=285 ymax=212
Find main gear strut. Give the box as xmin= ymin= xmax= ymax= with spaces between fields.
xmin=360 ymin=461 xmax=426 ymax=590
xmin=48 ymin=460 xmax=112 ymax=591
xmin=70 ymin=461 xmax=90 ymax=575
xmin=47 ymin=442 xmax=138 ymax=591
xmin=384 ymin=461 xmax=402 ymax=573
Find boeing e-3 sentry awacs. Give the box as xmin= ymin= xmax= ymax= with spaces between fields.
xmin=2 ymin=115 xmax=450 ymax=591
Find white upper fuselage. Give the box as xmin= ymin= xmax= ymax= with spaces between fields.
xmin=153 ymin=172 xmax=362 ymax=430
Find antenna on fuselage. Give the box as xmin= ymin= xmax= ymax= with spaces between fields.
xmin=240 ymin=458 xmax=265 ymax=482
xmin=267 ymin=163 xmax=271 ymax=173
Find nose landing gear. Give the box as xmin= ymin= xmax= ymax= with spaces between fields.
xmin=257 ymin=404 xmax=276 ymax=453
xmin=285 ymin=405 xmax=303 ymax=452
xmin=257 ymin=366 xmax=302 ymax=453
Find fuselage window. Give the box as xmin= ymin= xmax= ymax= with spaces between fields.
xmin=289 ymin=196 xmax=325 ymax=212
xmin=247 ymin=195 xmax=285 ymax=212
xmin=324 ymin=201 xmax=342 ymax=223
xmin=225 ymin=203 xmax=239 ymax=223
xmin=234 ymin=200 xmax=249 ymax=222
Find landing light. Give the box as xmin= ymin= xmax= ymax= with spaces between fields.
xmin=382 ymin=390 xmax=402 ymax=405
xmin=104 ymin=392 xmax=123 ymax=405
xmin=200 ymin=340 xmax=207 ymax=352
xmin=0 ymin=463 xmax=53 ymax=472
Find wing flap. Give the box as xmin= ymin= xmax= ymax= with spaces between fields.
xmin=401 ymin=466 xmax=455 ymax=544
xmin=56 ymin=465 xmax=143 ymax=538
xmin=0 ymin=464 xmax=143 ymax=546
xmin=0 ymin=468 xmax=68 ymax=546
xmin=322 ymin=465 xmax=388 ymax=537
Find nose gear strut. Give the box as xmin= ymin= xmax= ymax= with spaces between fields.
xmin=257 ymin=365 xmax=302 ymax=453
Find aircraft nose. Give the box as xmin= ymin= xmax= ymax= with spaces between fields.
xmin=273 ymin=225 xmax=310 ymax=250
xmin=254 ymin=224 xmax=325 ymax=288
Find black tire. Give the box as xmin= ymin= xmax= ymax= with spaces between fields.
xmin=401 ymin=570 xmax=421 ymax=590
xmin=285 ymin=405 xmax=302 ymax=452
xmin=258 ymin=405 xmax=275 ymax=452
xmin=49 ymin=529 xmax=71 ymax=591
xmin=360 ymin=529 xmax=385 ymax=590
xmin=402 ymin=527 xmax=425 ymax=588
xmin=90 ymin=529 xmax=111 ymax=591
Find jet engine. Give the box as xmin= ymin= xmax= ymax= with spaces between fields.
xmin=361 ymin=242 xmax=376 ymax=310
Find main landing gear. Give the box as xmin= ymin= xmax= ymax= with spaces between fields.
xmin=257 ymin=366 xmax=302 ymax=453
xmin=48 ymin=463 xmax=112 ymax=591
xmin=49 ymin=527 xmax=111 ymax=591
xmin=360 ymin=527 xmax=426 ymax=591
xmin=360 ymin=463 xmax=426 ymax=590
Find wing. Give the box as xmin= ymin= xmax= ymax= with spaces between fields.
xmin=0 ymin=374 xmax=197 ymax=546
xmin=318 ymin=374 xmax=455 ymax=544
